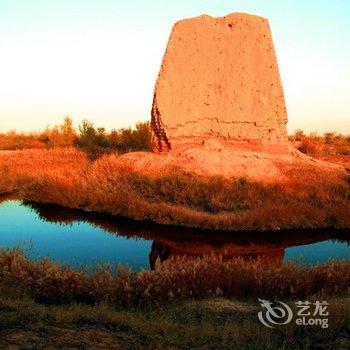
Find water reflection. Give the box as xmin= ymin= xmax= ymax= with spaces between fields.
xmin=22 ymin=201 xmax=350 ymax=268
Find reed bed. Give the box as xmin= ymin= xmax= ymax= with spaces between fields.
xmin=1 ymin=248 xmax=350 ymax=307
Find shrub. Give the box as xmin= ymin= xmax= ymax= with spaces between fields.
xmin=0 ymin=118 xmax=151 ymax=155
xmin=290 ymin=131 xmax=350 ymax=156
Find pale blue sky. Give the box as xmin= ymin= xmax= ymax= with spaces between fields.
xmin=0 ymin=0 xmax=349 ymax=133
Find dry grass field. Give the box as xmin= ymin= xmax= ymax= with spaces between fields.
xmin=0 ymin=133 xmax=349 ymax=348
xmin=1 ymin=295 xmax=349 ymax=349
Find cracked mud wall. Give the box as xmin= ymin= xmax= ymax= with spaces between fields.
xmin=151 ymin=12 xmax=288 ymax=152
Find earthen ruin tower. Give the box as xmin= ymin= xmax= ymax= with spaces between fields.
xmin=151 ymin=13 xmax=288 ymax=152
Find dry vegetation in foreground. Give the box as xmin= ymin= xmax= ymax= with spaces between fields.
xmin=0 ymin=295 xmax=349 ymax=349
xmin=1 ymin=125 xmax=349 ymax=348
xmin=0 ymin=248 xmax=350 ymax=348
xmin=1 ymin=248 xmax=350 ymax=306
xmin=0 ymin=148 xmax=349 ymax=230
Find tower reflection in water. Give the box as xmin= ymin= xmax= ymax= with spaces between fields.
xmin=25 ymin=201 xmax=350 ymax=269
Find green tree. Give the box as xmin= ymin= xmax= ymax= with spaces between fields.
xmin=77 ymin=119 xmax=97 ymax=148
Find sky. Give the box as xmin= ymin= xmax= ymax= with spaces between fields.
xmin=0 ymin=0 xmax=349 ymax=134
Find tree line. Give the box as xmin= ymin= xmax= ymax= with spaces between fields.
xmin=0 ymin=117 xmax=151 ymax=155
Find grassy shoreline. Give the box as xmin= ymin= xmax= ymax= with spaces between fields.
xmin=1 ymin=149 xmax=349 ymax=231
xmin=1 ymin=248 xmax=350 ymax=349
xmin=1 ymin=248 xmax=350 ymax=306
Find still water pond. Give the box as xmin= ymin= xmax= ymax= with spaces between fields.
xmin=0 ymin=199 xmax=349 ymax=270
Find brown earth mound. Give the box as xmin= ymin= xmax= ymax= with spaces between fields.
xmin=118 ymin=141 xmax=344 ymax=182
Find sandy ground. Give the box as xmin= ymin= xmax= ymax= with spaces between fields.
xmin=117 ymin=142 xmax=346 ymax=182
